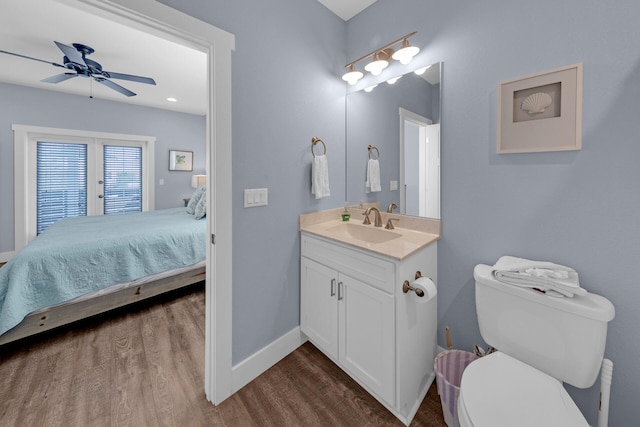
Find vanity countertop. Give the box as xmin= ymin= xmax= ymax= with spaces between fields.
xmin=299 ymin=207 xmax=440 ymax=260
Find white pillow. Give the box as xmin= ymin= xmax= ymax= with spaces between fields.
xmin=186 ymin=185 xmax=206 ymax=214
xmin=194 ymin=191 xmax=206 ymax=220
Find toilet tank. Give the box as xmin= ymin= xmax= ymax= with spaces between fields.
xmin=473 ymin=264 xmax=615 ymax=389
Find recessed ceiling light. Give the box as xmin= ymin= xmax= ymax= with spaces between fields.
xmin=166 ymin=97 xmax=177 ymax=102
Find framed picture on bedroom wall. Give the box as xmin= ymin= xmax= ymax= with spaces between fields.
xmin=169 ymin=150 xmax=193 ymax=171
xmin=497 ymin=63 xmax=583 ymax=154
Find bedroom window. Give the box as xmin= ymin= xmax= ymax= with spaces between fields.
xmin=13 ymin=125 xmax=155 ymax=251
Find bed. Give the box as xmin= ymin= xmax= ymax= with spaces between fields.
xmin=0 ymin=207 xmax=206 ymax=345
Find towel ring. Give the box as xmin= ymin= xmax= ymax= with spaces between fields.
xmin=368 ymin=145 xmax=380 ymax=160
xmin=311 ymin=137 xmax=327 ymax=158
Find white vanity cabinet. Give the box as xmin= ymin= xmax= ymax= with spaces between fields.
xmin=300 ymin=232 xmax=438 ymax=425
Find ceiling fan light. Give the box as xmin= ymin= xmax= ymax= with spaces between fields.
xmin=392 ymin=39 xmax=420 ymax=65
xmin=342 ymin=64 xmax=364 ymax=85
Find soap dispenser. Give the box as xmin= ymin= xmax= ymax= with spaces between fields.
xmin=341 ymin=202 xmax=351 ymax=221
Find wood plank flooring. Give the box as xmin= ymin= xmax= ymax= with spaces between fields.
xmin=0 ymin=283 xmax=447 ymax=426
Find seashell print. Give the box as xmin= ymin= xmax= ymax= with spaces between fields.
xmin=521 ymin=92 xmax=553 ymax=114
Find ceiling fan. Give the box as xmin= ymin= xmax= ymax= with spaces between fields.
xmin=0 ymin=41 xmax=156 ymax=97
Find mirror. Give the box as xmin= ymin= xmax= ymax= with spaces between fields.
xmin=346 ymin=62 xmax=441 ymax=219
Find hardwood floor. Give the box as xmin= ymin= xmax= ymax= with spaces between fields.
xmin=0 ymin=284 xmax=447 ymax=426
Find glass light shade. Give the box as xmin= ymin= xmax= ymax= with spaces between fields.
xmin=364 ymin=84 xmax=378 ymax=92
xmin=386 ymin=76 xmax=402 ymax=85
xmin=342 ymin=65 xmax=364 ymax=86
xmin=364 ymin=54 xmax=389 ymax=76
xmin=392 ymin=40 xmax=420 ymax=65
xmin=191 ymin=174 xmax=206 ymax=188
xmin=414 ymin=65 xmax=430 ymax=75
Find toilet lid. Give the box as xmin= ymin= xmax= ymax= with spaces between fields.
xmin=458 ymin=352 xmax=588 ymax=427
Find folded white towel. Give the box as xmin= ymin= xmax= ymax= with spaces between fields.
xmin=311 ymin=154 xmax=330 ymax=199
xmin=365 ymin=158 xmax=381 ymax=193
xmin=492 ymin=255 xmax=586 ymax=298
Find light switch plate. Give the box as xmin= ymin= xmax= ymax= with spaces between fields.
xmin=244 ymin=188 xmax=268 ymax=207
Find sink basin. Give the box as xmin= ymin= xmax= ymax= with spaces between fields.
xmin=326 ymin=222 xmax=402 ymax=244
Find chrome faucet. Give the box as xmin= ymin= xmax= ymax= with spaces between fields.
xmin=363 ymin=207 xmax=383 ymax=227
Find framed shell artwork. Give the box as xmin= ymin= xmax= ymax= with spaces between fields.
xmin=497 ymin=63 xmax=583 ymax=154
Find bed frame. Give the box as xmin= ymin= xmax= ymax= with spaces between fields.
xmin=0 ymin=265 xmax=205 ymax=346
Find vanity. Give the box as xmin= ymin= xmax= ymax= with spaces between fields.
xmin=299 ymin=207 xmax=440 ymax=425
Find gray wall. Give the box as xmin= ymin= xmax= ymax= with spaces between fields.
xmin=156 ymin=0 xmax=346 ymax=365
xmin=0 ymin=82 xmax=206 ymax=253
xmin=348 ymin=1 xmax=639 ymax=426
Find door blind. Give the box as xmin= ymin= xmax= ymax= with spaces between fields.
xmin=103 ymin=145 xmax=143 ymax=214
xmin=36 ymin=141 xmax=87 ymax=234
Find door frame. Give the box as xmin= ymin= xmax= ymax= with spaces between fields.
xmin=63 ymin=0 xmax=235 ymax=404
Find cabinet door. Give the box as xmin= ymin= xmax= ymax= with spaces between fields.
xmin=339 ymin=274 xmax=395 ymax=404
xmin=301 ymin=257 xmax=338 ymax=360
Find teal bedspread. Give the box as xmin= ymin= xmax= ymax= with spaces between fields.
xmin=0 ymin=208 xmax=205 ymax=336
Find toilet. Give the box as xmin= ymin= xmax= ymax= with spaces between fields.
xmin=457 ymin=263 xmax=615 ymax=427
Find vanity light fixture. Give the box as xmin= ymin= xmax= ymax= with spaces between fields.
xmin=414 ymin=64 xmax=431 ymax=76
xmin=364 ymin=84 xmax=378 ymax=93
xmin=392 ymin=38 xmax=420 ymax=65
xmin=364 ymin=49 xmax=392 ymax=76
xmin=386 ymin=75 xmax=402 ymax=85
xmin=342 ymin=32 xmax=419 ymax=86
xmin=342 ymin=64 xmax=364 ymax=85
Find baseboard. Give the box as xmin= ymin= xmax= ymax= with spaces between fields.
xmin=231 ymin=326 xmax=305 ymax=393
xmin=0 ymin=251 xmax=15 ymax=263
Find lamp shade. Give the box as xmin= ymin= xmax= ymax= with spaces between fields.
xmin=191 ymin=174 xmax=206 ymax=188
xmin=392 ymin=39 xmax=420 ymax=65
xmin=342 ymin=64 xmax=363 ymax=86
xmin=364 ymin=51 xmax=390 ymax=76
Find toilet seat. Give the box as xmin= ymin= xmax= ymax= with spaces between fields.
xmin=457 ymin=352 xmax=589 ymax=427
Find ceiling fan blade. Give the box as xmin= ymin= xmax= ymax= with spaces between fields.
xmin=41 ymin=73 xmax=78 ymax=84
xmin=54 ymin=41 xmax=86 ymax=67
xmin=0 ymin=49 xmax=66 ymax=68
xmin=95 ymin=77 xmax=136 ymax=97
xmin=103 ymin=71 xmax=156 ymax=85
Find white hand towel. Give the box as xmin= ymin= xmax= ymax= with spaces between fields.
xmin=311 ymin=154 xmax=330 ymax=199
xmin=365 ymin=158 xmax=381 ymax=193
xmin=492 ymin=255 xmax=586 ymax=297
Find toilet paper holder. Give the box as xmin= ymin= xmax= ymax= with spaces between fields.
xmin=402 ymin=270 xmax=428 ymax=297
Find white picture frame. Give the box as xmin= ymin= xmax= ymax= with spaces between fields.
xmin=497 ymin=63 xmax=583 ymax=154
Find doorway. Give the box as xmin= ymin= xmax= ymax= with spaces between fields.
xmin=399 ymin=108 xmax=440 ymax=218
xmin=65 ymin=0 xmax=234 ymax=404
